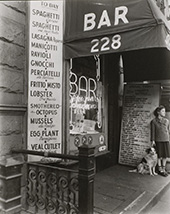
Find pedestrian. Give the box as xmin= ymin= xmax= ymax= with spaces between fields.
xmin=150 ymin=105 xmax=170 ymax=177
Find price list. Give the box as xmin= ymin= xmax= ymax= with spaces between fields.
xmin=27 ymin=1 xmax=63 ymax=161
xmin=119 ymin=84 xmax=160 ymax=166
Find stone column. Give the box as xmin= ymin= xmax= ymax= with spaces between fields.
xmin=0 ymin=154 xmax=23 ymax=214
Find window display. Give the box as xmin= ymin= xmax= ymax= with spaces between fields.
xmin=69 ymin=56 xmax=103 ymax=135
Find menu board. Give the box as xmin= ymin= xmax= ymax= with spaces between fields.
xmin=27 ymin=1 xmax=63 ymax=161
xmin=119 ymin=84 xmax=160 ymax=166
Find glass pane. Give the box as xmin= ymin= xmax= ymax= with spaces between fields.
xmin=69 ymin=57 xmax=103 ymax=135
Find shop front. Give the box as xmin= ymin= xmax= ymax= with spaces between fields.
xmin=1 ymin=0 xmax=170 ymax=213
xmin=25 ymin=0 xmax=170 ymax=168
xmin=64 ymin=0 xmax=170 ymax=168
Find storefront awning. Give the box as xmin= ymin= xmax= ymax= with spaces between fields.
xmin=64 ymin=0 xmax=170 ymax=59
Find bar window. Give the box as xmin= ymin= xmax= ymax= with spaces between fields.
xmin=69 ymin=56 xmax=103 ymax=135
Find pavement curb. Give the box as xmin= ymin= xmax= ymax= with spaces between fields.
xmin=121 ymin=178 xmax=170 ymax=214
xmin=139 ymin=180 xmax=170 ymax=214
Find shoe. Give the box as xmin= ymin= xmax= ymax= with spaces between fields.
xmin=159 ymin=171 xmax=168 ymax=177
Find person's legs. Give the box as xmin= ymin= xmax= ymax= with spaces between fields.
xmin=158 ymin=158 xmax=163 ymax=172
xmin=162 ymin=158 xmax=167 ymax=172
xmin=159 ymin=158 xmax=168 ymax=176
xmin=156 ymin=142 xmax=169 ymax=176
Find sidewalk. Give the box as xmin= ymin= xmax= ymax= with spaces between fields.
xmin=94 ymin=163 xmax=170 ymax=214
xmin=148 ymin=185 xmax=170 ymax=214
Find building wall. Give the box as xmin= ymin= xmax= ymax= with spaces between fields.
xmin=0 ymin=1 xmax=27 ymax=211
xmin=0 ymin=1 xmax=26 ymax=160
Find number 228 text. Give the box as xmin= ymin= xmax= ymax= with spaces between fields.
xmin=90 ymin=34 xmax=121 ymax=53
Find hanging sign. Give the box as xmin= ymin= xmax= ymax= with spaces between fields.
xmin=119 ymin=84 xmax=160 ymax=166
xmin=28 ymin=1 xmax=63 ymax=161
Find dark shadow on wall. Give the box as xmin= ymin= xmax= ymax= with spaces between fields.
xmin=122 ymin=48 xmax=170 ymax=82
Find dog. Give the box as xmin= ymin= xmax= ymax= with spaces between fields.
xmin=129 ymin=147 xmax=158 ymax=176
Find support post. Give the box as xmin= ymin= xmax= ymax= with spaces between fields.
xmin=78 ymin=144 xmax=95 ymax=214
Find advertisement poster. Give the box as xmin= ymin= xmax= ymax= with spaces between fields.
xmin=119 ymin=84 xmax=160 ymax=166
xmin=28 ymin=1 xmax=63 ymax=161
